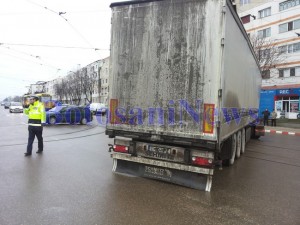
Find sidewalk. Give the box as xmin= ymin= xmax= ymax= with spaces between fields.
xmin=264 ymin=125 xmax=300 ymax=136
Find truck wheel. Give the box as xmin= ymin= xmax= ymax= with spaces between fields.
xmin=241 ymin=128 xmax=246 ymax=154
xmin=236 ymin=131 xmax=241 ymax=158
xmin=229 ymin=133 xmax=237 ymax=165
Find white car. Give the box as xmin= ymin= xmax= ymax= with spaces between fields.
xmin=9 ymin=102 xmax=23 ymax=113
xmin=89 ymin=103 xmax=106 ymax=115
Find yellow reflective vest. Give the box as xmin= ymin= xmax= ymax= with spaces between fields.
xmin=24 ymin=101 xmax=46 ymax=126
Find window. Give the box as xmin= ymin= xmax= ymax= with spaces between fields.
xmin=296 ymin=67 xmax=300 ymax=76
xmin=279 ymin=42 xmax=300 ymax=53
xmin=259 ymin=49 xmax=270 ymax=59
xmin=279 ymin=45 xmax=287 ymax=54
xmin=240 ymin=0 xmax=250 ymax=5
xmin=279 ymin=19 xmax=300 ymax=33
xmin=258 ymin=7 xmax=271 ymax=18
xmin=258 ymin=28 xmax=271 ymax=38
xmin=279 ymin=69 xmax=284 ymax=77
xmin=290 ymin=68 xmax=295 ymax=76
xmin=278 ymin=67 xmax=299 ymax=77
xmin=288 ymin=44 xmax=293 ymax=53
xmin=262 ymin=70 xmax=270 ymax=79
xmin=279 ymin=0 xmax=300 ymax=11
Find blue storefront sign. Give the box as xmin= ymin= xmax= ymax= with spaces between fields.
xmin=259 ymin=88 xmax=300 ymax=117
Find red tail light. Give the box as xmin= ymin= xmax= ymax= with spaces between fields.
xmin=191 ymin=156 xmax=213 ymax=167
xmin=113 ymin=145 xmax=128 ymax=153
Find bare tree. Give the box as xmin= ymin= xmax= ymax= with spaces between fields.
xmin=54 ymin=81 xmax=64 ymax=102
xmin=82 ymin=67 xmax=97 ymax=104
xmin=70 ymin=71 xmax=83 ymax=105
xmin=250 ymin=35 xmax=286 ymax=79
xmin=13 ymin=96 xmax=22 ymax=102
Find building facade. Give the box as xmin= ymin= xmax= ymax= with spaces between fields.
xmin=99 ymin=57 xmax=110 ymax=104
xmin=36 ymin=57 xmax=110 ymax=106
xmin=239 ymin=0 xmax=300 ymax=119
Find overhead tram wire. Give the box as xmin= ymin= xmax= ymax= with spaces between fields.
xmin=0 ymin=45 xmax=41 ymax=59
xmin=0 ymin=50 xmax=62 ymax=72
xmin=25 ymin=0 xmax=99 ymax=51
xmin=0 ymin=42 xmax=107 ymax=51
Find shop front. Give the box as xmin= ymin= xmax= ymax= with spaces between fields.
xmin=260 ymin=87 xmax=300 ymax=119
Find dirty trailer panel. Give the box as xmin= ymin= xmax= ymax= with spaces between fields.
xmin=108 ymin=0 xmax=223 ymax=141
xmin=106 ymin=0 xmax=261 ymax=191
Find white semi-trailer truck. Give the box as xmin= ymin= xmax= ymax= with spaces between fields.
xmin=105 ymin=0 xmax=264 ymax=191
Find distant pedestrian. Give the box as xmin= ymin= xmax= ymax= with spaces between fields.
xmin=262 ymin=109 xmax=270 ymax=126
xmin=24 ymin=96 xmax=46 ymax=156
xmin=271 ymin=109 xmax=277 ymax=127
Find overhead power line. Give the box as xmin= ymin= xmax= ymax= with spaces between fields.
xmin=0 ymin=42 xmax=108 ymax=51
xmin=0 ymin=51 xmax=62 ymax=71
xmin=25 ymin=0 xmax=98 ymax=49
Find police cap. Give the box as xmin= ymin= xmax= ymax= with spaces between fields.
xmin=29 ymin=95 xmax=39 ymax=101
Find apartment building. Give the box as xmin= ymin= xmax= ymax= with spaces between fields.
xmin=41 ymin=57 xmax=110 ymax=106
xmin=99 ymin=57 xmax=109 ymax=104
xmin=239 ymin=0 xmax=300 ymax=119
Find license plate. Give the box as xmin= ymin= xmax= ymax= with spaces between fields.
xmin=136 ymin=142 xmax=185 ymax=163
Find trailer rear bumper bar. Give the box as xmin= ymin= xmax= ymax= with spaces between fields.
xmin=112 ymin=153 xmax=213 ymax=191
xmin=111 ymin=153 xmax=214 ymax=175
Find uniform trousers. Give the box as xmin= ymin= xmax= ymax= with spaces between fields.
xmin=26 ymin=126 xmax=43 ymax=154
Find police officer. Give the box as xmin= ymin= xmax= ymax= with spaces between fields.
xmin=24 ymin=95 xmax=46 ymax=156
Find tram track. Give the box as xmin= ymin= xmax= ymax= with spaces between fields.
xmin=246 ymin=141 xmax=300 ymax=152
xmin=244 ymin=155 xmax=300 ymax=168
xmin=244 ymin=141 xmax=300 ymax=168
xmin=0 ymin=125 xmax=106 ymax=148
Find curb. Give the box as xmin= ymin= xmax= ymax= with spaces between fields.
xmin=264 ymin=129 xmax=300 ymax=136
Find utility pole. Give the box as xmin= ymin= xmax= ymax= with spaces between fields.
xmin=98 ymin=66 xmax=101 ymax=103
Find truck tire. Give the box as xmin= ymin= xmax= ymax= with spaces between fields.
xmin=236 ymin=131 xmax=241 ymax=158
xmin=229 ymin=133 xmax=237 ymax=165
xmin=241 ymin=128 xmax=246 ymax=154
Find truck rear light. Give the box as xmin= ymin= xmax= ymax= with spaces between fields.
xmin=203 ymin=104 xmax=215 ymax=134
xmin=191 ymin=156 xmax=213 ymax=167
xmin=113 ymin=145 xmax=129 ymax=153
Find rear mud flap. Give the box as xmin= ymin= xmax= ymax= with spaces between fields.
xmin=112 ymin=159 xmax=212 ymax=192
xmin=255 ymin=125 xmax=265 ymax=136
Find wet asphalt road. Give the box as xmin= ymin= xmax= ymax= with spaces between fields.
xmin=0 ymin=107 xmax=299 ymax=225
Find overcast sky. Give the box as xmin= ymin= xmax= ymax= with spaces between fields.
xmin=0 ymin=0 xmax=126 ymax=100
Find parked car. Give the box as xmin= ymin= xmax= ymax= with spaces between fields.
xmin=89 ymin=103 xmax=106 ymax=115
xmin=9 ymin=102 xmax=23 ymax=113
xmin=95 ymin=105 xmax=108 ymax=116
xmin=4 ymin=102 xmax=10 ymax=109
xmin=46 ymin=105 xmax=92 ymax=125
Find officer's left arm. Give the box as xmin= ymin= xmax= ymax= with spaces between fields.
xmin=40 ymin=104 xmax=46 ymax=123
xmin=24 ymin=108 xmax=29 ymax=115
